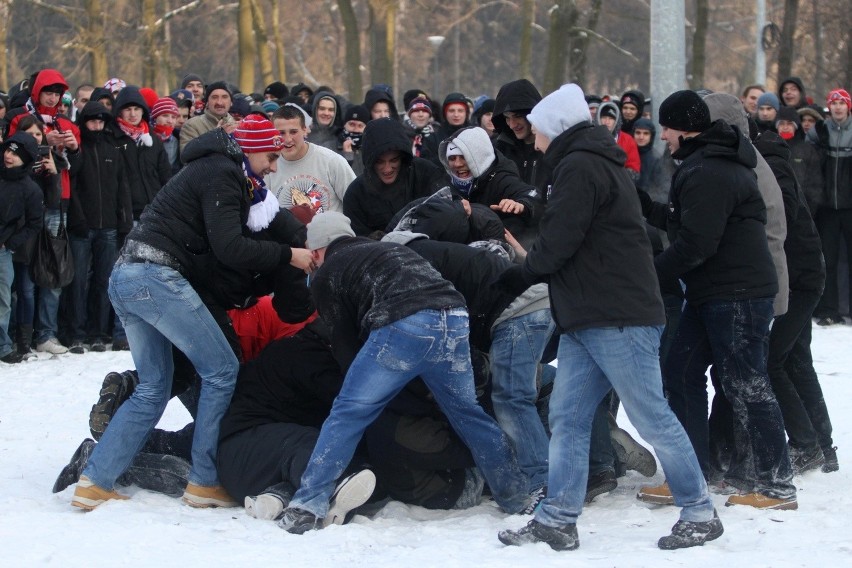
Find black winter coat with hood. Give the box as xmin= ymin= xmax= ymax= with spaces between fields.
xmin=0 ymin=133 xmax=43 ymax=252
xmin=491 ymin=79 xmax=551 ymax=194
xmin=520 ymin=122 xmax=664 ymax=332
xmin=110 ymin=86 xmax=172 ymax=219
xmin=642 ymin=120 xmax=778 ymax=305
xmin=343 ymin=117 xmax=447 ymax=235
xmin=122 ymin=128 xmax=296 ymax=292
xmin=68 ymin=102 xmax=133 ymax=236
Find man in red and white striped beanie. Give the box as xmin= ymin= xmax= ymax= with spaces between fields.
xmin=233 ymin=114 xmax=285 ymax=155
xmin=233 ymin=114 xmax=287 ymax=230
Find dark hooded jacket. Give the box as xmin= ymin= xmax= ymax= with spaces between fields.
xmin=306 ymin=91 xmax=341 ymax=151
xmin=0 ymin=133 xmax=43 ymax=252
xmin=619 ymin=89 xmax=645 ymax=134
xmin=492 ymin=79 xmax=551 ymax=193
xmin=120 ymin=128 xmax=296 ymax=292
xmin=642 ymin=120 xmax=778 ymax=305
xmin=778 ymin=76 xmax=808 ymax=110
xmin=68 ymin=102 xmax=133 ymax=236
xmin=109 ymin=86 xmax=172 ymax=219
xmin=435 ymin=92 xmax=470 ymax=141
xmin=807 ymin=113 xmax=852 ymax=210
xmin=343 ymin=118 xmax=447 ymax=235
xmin=364 ymin=88 xmax=400 ymax=121
xmin=518 ymin=122 xmax=664 ymax=332
xmin=633 ymin=118 xmax=671 ymax=202
xmin=755 ymin=132 xmax=825 ymax=293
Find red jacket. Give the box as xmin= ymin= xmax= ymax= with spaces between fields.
xmin=228 ymin=296 xmax=318 ymax=362
xmin=616 ymin=131 xmax=641 ymax=175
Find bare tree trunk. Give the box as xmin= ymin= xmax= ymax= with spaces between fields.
xmin=250 ymin=0 xmax=273 ymax=87
xmin=337 ymin=0 xmax=362 ymax=99
xmin=369 ymin=2 xmax=389 ymax=87
xmin=518 ymin=0 xmax=534 ymax=81
xmin=0 ymin=0 xmax=11 ymax=90
xmin=141 ymin=0 xmax=157 ymax=87
xmin=238 ymin=0 xmax=255 ymax=92
xmin=273 ymin=0 xmax=286 ymax=81
xmin=86 ymin=0 xmax=108 ymax=85
xmin=776 ymin=0 xmax=799 ymax=82
xmin=386 ymin=2 xmax=397 ymax=97
xmin=570 ymin=0 xmax=601 ymax=86
xmin=543 ymin=0 xmax=576 ymax=94
xmin=689 ymin=0 xmax=709 ymax=89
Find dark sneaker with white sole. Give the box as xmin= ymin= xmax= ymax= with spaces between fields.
xmin=323 ymin=469 xmax=377 ymax=527
xmin=245 ymin=493 xmax=289 ymax=520
xmin=585 ymin=470 xmax=617 ymax=503
xmin=790 ymin=445 xmax=825 ymax=475
xmin=658 ymin=510 xmax=724 ymax=550
xmin=278 ymin=507 xmax=320 ymax=534
xmin=498 ymin=519 xmax=579 ymax=551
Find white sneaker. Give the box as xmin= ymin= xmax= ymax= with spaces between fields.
xmin=245 ymin=493 xmax=287 ymax=520
xmin=36 ymin=338 xmax=69 ymax=355
xmin=322 ymin=470 xmax=376 ymax=527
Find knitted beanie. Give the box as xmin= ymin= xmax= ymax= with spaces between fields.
xmin=139 ymin=88 xmax=159 ymax=112
xmin=408 ymin=97 xmax=433 ymax=116
xmin=151 ymin=97 xmax=180 ymax=120
xmin=306 ymin=211 xmax=355 ymax=250
xmin=757 ymin=92 xmax=780 ymax=111
xmin=827 ymin=88 xmax=851 ymax=109
xmin=527 ymin=83 xmax=591 ymax=142
xmin=204 ymin=81 xmax=232 ymax=102
xmin=233 ymin=115 xmax=285 ymax=153
xmin=343 ymin=105 xmax=369 ymax=124
xmin=659 ymin=90 xmax=712 ymax=132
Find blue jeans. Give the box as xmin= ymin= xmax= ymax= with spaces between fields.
xmin=664 ymin=298 xmax=795 ymax=499
xmin=70 ymin=228 xmax=118 ymax=341
xmin=0 ymin=248 xmax=14 ymax=357
xmin=82 ymin=261 xmax=238 ymax=489
xmin=12 ymin=209 xmax=62 ymax=342
xmin=537 ymin=326 xmax=713 ymax=528
xmin=289 ymin=309 xmax=529 ymax=517
xmin=490 ymin=308 xmax=554 ymax=491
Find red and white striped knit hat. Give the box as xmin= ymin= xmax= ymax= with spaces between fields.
xmin=233 ymin=115 xmax=285 ymax=153
xmin=150 ymin=97 xmax=179 ymax=120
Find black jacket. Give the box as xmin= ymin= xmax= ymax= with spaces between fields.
xmin=755 ymin=132 xmax=826 ymax=293
xmin=809 ymin=117 xmax=852 ymax=210
xmin=343 ymin=117 xmax=447 ymax=235
xmin=310 ymin=237 xmax=464 ymax=371
xmin=0 ymin=161 xmax=43 ymax=252
xmin=785 ymin=132 xmax=824 ymax=213
xmin=122 ymin=128 xmax=295 ymax=290
xmin=643 ymin=120 xmax=778 ymax=305
xmin=521 ymin=122 xmax=664 ymax=332
xmin=69 ymin=102 xmax=133 ymax=235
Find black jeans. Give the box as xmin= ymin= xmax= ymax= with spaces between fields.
xmin=815 ymin=208 xmax=852 ymax=317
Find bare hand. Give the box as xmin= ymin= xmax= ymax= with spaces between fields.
xmin=46 ymin=130 xmax=65 ymax=147
xmin=461 ymin=199 xmax=472 ymax=217
xmin=42 ymin=152 xmax=58 ymax=174
xmin=490 ymin=199 xmax=525 ymax=215
xmin=504 ymin=228 xmax=527 ymax=260
xmin=289 ymin=247 xmax=316 ymax=274
xmin=342 ymin=138 xmax=353 ymax=153
xmin=62 ymin=130 xmax=78 ymax=151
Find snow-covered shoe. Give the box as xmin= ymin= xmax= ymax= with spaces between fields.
xmin=585 ymin=470 xmax=617 ymax=503
xmin=182 ymin=484 xmax=238 ymax=508
xmin=453 ymin=467 xmax=485 ymax=509
xmin=89 ymin=371 xmax=138 ymax=440
xmin=521 ymin=485 xmax=547 ymax=515
xmin=278 ymin=507 xmax=320 ymax=534
xmin=790 ymin=445 xmax=825 ymax=475
xmin=90 ymin=339 xmax=107 ymax=352
xmin=637 ymin=481 xmax=674 ymax=505
xmin=1 ymin=350 xmax=24 ymax=364
xmin=658 ymin=510 xmax=723 ymax=550
xmin=245 ymin=493 xmax=288 ymax=520
xmin=609 ymin=419 xmax=657 ymax=477
xmin=111 ymin=338 xmax=130 ymax=351
xmin=36 ymin=337 xmax=68 ymax=355
xmin=69 ymin=341 xmax=87 ymax=354
xmin=498 ymin=519 xmax=579 ymax=551
xmin=725 ymin=493 xmax=798 ymax=510
xmin=71 ymin=475 xmax=129 ymax=510
xmin=822 ymin=446 xmax=839 ymax=473
xmin=53 ymin=438 xmax=96 ymax=493
xmin=322 ymin=469 xmax=377 ymax=527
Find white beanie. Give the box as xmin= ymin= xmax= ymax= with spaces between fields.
xmin=527 ymin=83 xmax=591 ymax=142
xmin=306 ymin=211 xmax=355 ymax=250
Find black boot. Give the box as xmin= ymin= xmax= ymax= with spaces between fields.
xmin=498 ymin=519 xmax=580 ymax=551
xmin=658 ymin=510 xmax=724 ymax=550
xmin=52 ymin=439 xmax=96 ymax=493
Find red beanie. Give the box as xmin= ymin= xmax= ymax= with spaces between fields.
xmin=150 ymin=97 xmax=179 ymax=120
xmin=827 ymin=89 xmax=851 ymax=109
xmin=233 ymin=115 xmax=285 ymax=153
xmin=139 ymin=88 xmax=159 ymax=112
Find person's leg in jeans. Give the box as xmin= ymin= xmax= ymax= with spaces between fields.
xmin=34 ymin=208 xmax=63 ymax=345
xmin=489 ymin=308 xmax=554 ymax=491
xmin=0 ymin=249 xmax=16 ymax=358
xmin=703 ymin=298 xmax=795 ymax=500
xmin=662 ymin=302 xmax=714 ymax=473
xmin=82 ymin=262 xmax=238 ymax=490
xmin=89 ymin=228 xmax=118 ymax=341
xmin=12 ymin=262 xmax=35 ymax=347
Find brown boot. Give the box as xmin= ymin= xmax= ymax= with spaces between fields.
xmin=725 ymin=493 xmax=798 ymax=510
xmin=637 ymin=481 xmax=675 ymax=505
xmin=71 ymin=475 xmax=129 ymax=510
xmin=182 ymin=483 xmax=239 ymax=508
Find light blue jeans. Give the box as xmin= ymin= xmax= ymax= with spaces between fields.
xmin=289 ymin=309 xmax=529 ymax=517
xmin=0 ymin=248 xmax=14 ymax=357
xmin=82 ymin=261 xmax=238 ymax=489
xmin=490 ymin=308 xmax=554 ymax=491
xmin=536 ymin=326 xmax=714 ymax=528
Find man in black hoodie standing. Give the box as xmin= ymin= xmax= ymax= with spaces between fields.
xmin=636 ymin=90 xmax=796 ymax=511
xmin=343 ymin=117 xmax=446 ymax=236
xmin=496 ymin=84 xmax=718 ymax=552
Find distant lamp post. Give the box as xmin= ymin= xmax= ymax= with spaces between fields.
xmin=428 ymin=35 xmax=445 ymax=100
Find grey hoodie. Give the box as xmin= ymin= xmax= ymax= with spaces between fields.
xmin=703 ymin=92 xmax=789 ymax=316
xmin=437 ymin=126 xmax=496 ymax=177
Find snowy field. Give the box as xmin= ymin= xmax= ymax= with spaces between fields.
xmin=1 ymin=326 xmax=850 ymax=568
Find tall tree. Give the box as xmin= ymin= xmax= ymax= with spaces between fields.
xmin=543 ymin=0 xmax=577 ymax=94
xmin=337 ymin=0 xmax=362 ymax=98
xmin=250 ymin=0 xmax=273 ymax=87
xmin=238 ymin=0 xmax=255 ymax=92
xmin=272 ymin=0 xmax=286 ymax=81
xmin=518 ymin=0 xmax=534 ymax=81
xmin=776 ymin=0 xmax=799 ymax=82
xmin=689 ymin=0 xmax=709 ymax=89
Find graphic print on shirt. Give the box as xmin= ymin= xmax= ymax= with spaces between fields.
xmin=271 ymin=174 xmax=331 ymax=214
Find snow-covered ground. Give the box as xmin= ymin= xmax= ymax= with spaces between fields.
xmin=1 ymin=326 xmax=850 ymax=567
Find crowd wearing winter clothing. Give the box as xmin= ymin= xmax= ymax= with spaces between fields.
xmin=1 ymin=66 xmax=845 ymax=553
